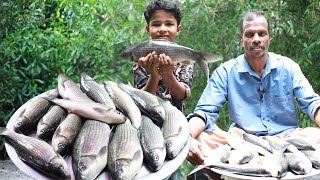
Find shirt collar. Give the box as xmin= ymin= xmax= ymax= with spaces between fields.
xmin=237 ymin=52 xmax=280 ymax=74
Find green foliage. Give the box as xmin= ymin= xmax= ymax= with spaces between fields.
xmin=1 ymin=2 xmax=320 ymax=178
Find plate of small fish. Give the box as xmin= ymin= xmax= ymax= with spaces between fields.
xmin=189 ymin=132 xmax=320 ymax=180
xmin=3 ymin=73 xmax=191 ymax=180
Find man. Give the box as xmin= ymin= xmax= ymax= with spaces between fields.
xmin=187 ymin=10 xmax=320 ymax=168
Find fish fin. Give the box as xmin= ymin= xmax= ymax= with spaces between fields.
xmin=188 ymin=165 xmax=209 ymax=176
xmin=200 ymin=52 xmax=223 ymax=63
xmin=196 ymin=59 xmax=210 ymax=80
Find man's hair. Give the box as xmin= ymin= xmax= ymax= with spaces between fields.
xmin=240 ymin=10 xmax=270 ymax=34
xmin=144 ymin=0 xmax=182 ymax=25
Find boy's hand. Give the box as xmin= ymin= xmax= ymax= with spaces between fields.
xmin=138 ymin=52 xmax=159 ymax=76
xmin=157 ymin=53 xmax=174 ymax=78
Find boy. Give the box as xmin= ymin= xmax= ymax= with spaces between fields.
xmin=133 ymin=0 xmax=193 ymax=113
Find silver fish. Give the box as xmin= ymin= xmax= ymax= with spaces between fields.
xmin=57 ymin=73 xmax=93 ymax=102
xmin=80 ymin=72 xmax=116 ymax=109
xmin=72 ymin=120 xmax=111 ymax=180
xmin=117 ymin=83 xmax=165 ymax=127
xmin=13 ymin=96 xmax=52 ymax=134
xmin=228 ymin=149 xmax=253 ymax=165
xmin=140 ymin=115 xmax=166 ymax=172
xmin=284 ymin=152 xmax=313 ymax=175
xmin=243 ymin=133 xmax=272 ymax=152
xmin=301 ymin=150 xmax=320 ymax=169
xmin=51 ymin=113 xmax=83 ymax=157
xmin=45 ymin=97 xmax=127 ymax=125
xmin=286 ymin=138 xmax=317 ymax=151
xmin=0 ymin=127 xmax=71 ymax=180
xmin=120 ymin=39 xmax=223 ymax=80
xmin=104 ymin=81 xmax=142 ymax=129
xmin=36 ymin=105 xmax=67 ymax=140
xmin=160 ymin=99 xmax=189 ymax=159
xmin=108 ymin=119 xmax=143 ymax=180
xmin=264 ymin=135 xmax=300 ymax=153
xmin=190 ymin=144 xmax=231 ymax=175
xmin=226 ymin=133 xmax=272 ymax=156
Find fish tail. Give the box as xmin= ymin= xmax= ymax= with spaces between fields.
xmin=200 ymin=52 xmax=223 ymax=63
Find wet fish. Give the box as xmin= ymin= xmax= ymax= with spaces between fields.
xmin=264 ymin=135 xmax=300 ymax=153
xmin=108 ymin=119 xmax=143 ymax=180
xmin=301 ymin=150 xmax=320 ymax=169
xmin=52 ymin=113 xmax=83 ymax=157
xmin=284 ymin=152 xmax=312 ymax=175
xmin=80 ymin=72 xmax=116 ymax=109
xmin=160 ymin=99 xmax=190 ymax=159
xmin=44 ymin=97 xmax=127 ymax=125
xmin=57 ymin=73 xmax=93 ymax=102
xmin=228 ymin=149 xmax=253 ymax=165
xmin=117 ymin=83 xmax=165 ymax=127
xmin=243 ymin=133 xmax=272 ymax=152
xmin=226 ymin=133 xmax=271 ymax=156
xmin=72 ymin=120 xmax=111 ymax=180
xmin=104 ymin=81 xmax=142 ymax=129
xmin=13 ymin=96 xmax=52 ymax=134
xmin=0 ymin=127 xmax=71 ymax=180
xmin=286 ymin=138 xmax=317 ymax=151
xmin=190 ymin=144 xmax=231 ymax=175
xmin=36 ymin=105 xmax=67 ymax=140
xmin=140 ymin=115 xmax=166 ymax=172
xmin=120 ymin=39 xmax=223 ymax=80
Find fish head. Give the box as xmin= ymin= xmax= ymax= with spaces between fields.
xmin=114 ymin=159 xmax=130 ymax=180
xmin=52 ymin=135 xmax=70 ymax=157
xmin=144 ymin=148 xmax=166 ymax=171
xmin=119 ymin=49 xmax=135 ymax=61
xmin=49 ymin=156 xmax=71 ymax=179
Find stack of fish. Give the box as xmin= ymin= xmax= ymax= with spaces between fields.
xmin=1 ymin=72 xmax=190 ymax=180
xmin=189 ymin=132 xmax=320 ymax=178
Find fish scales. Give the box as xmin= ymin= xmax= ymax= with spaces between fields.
xmin=52 ymin=113 xmax=83 ymax=156
xmin=161 ymin=100 xmax=189 ymax=159
xmin=72 ymin=120 xmax=110 ymax=180
xmin=120 ymin=39 xmax=223 ymax=80
xmin=284 ymin=152 xmax=312 ymax=175
xmin=1 ymin=127 xmax=71 ymax=180
xmin=36 ymin=105 xmax=67 ymax=140
xmin=58 ymin=73 xmax=93 ymax=102
xmin=301 ymin=150 xmax=320 ymax=169
xmin=45 ymin=98 xmax=127 ymax=125
xmin=140 ymin=115 xmax=166 ymax=171
xmin=13 ymin=97 xmax=52 ymax=134
xmin=80 ymin=73 xmax=116 ymax=109
xmin=108 ymin=120 xmax=143 ymax=180
xmin=104 ymin=81 xmax=142 ymax=129
xmin=118 ymin=83 xmax=165 ymax=127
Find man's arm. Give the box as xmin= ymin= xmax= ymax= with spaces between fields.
xmin=314 ymin=108 xmax=320 ymax=127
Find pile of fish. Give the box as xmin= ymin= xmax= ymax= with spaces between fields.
xmin=1 ymin=72 xmax=190 ymax=180
xmin=189 ymin=132 xmax=320 ymax=178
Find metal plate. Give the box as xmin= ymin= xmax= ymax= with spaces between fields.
xmin=5 ymin=93 xmax=190 ymax=180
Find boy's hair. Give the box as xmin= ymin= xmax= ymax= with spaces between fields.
xmin=144 ymin=0 xmax=182 ymax=25
xmin=240 ymin=10 xmax=270 ymax=34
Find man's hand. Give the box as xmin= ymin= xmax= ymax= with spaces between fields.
xmin=187 ymin=137 xmax=206 ymax=165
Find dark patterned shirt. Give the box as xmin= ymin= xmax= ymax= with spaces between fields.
xmin=133 ymin=63 xmax=193 ymax=113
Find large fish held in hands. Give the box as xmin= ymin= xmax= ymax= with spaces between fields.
xmin=120 ymin=39 xmax=223 ymax=80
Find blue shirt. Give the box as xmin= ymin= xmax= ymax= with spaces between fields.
xmin=187 ymin=52 xmax=320 ymax=136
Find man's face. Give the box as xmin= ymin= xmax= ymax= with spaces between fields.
xmin=241 ymin=16 xmax=272 ymax=60
xmin=146 ymin=10 xmax=181 ymax=42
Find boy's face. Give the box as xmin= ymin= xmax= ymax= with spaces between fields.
xmin=146 ymin=10 xmax=181 ymax=42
